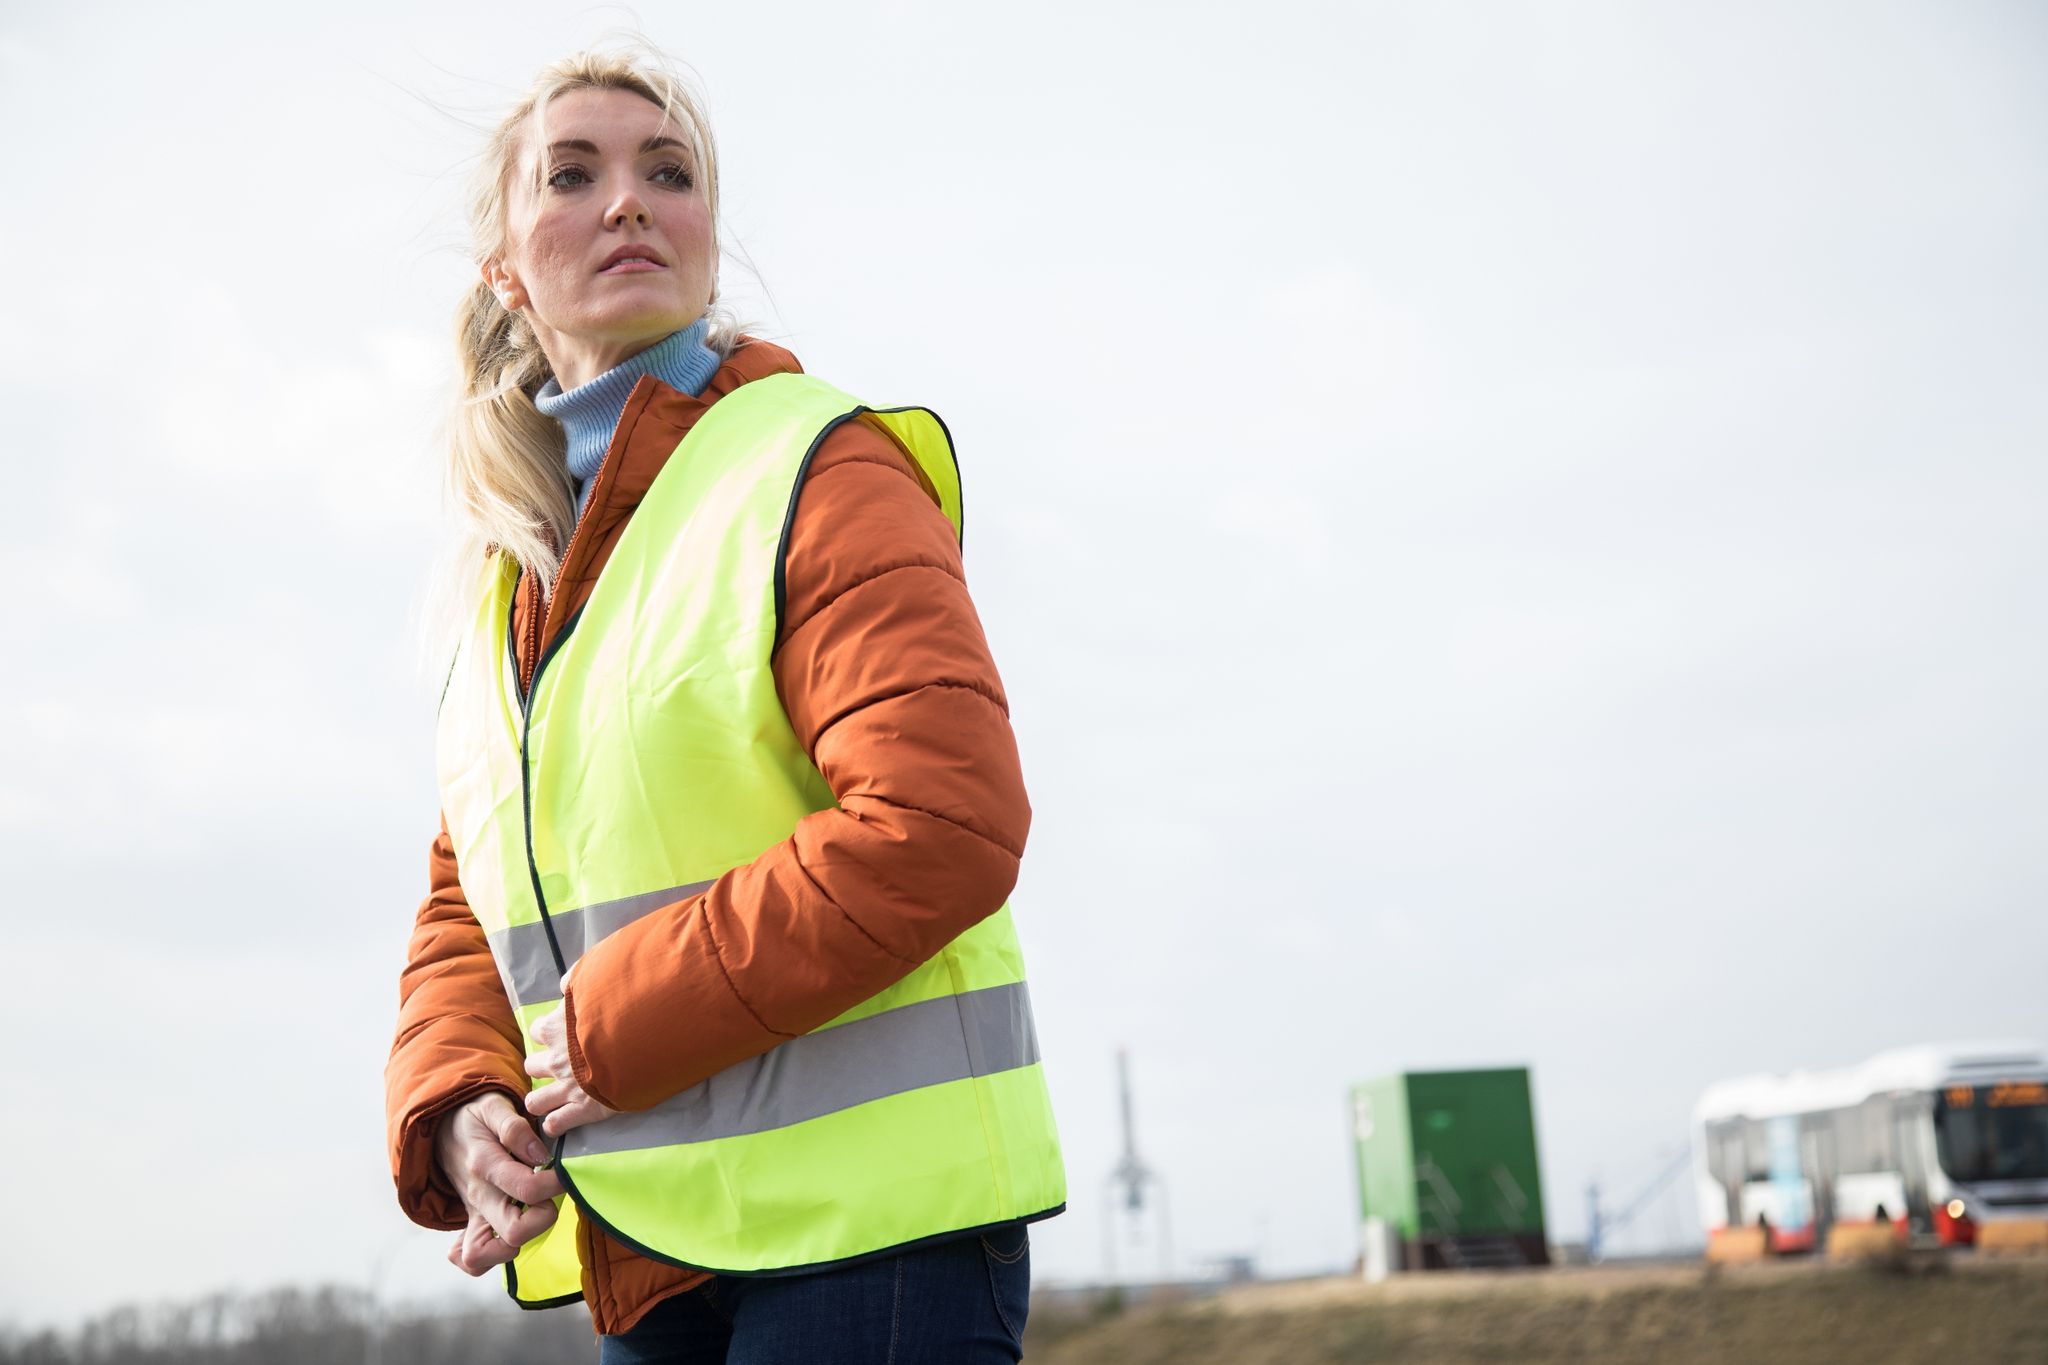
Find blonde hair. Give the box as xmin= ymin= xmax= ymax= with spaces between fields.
xmin=441 ymin=44 xmax=737 ymax=612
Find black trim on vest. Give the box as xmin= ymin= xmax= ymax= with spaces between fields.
xmin=548 ymin=1138 xmax=1065 ymax=1280
xmin=502 ymin=1258 xmax=584 ymax=1312
xmin=771 ymin=405 xmax=967 ymax=641
xmin=772 ymin=409 xmax=865 ymax=638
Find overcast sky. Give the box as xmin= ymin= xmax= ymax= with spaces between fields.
xmin=3 ymin=0 xmax=2043 ymax=1331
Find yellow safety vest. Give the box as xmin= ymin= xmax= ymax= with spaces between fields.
xmin=435 ymin=373 xmax=1065 ymax=1307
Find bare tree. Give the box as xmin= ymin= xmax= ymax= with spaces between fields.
xmin=0 ymin=1287 xmax=596 ymax=1365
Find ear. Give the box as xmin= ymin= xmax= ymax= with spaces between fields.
xmin=480 ymin=258 xmax=528 ymax=312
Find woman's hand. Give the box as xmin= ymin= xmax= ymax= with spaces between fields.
xmin=525 ymin=1001 xmax=619 ymax=1137
xmin=433 ymin=1092 xmax=565 ymax=1276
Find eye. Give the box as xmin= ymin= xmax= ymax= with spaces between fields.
xmin=651 ymin=162 xmax=694 ymax=189
xmin=546 ymin=165 xmax=591 ymax=190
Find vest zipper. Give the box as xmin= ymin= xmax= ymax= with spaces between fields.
xmin=519 ymin=579 xmax=543 ymax=695
xmin=510 ymin=568 xmax=588 ymax=983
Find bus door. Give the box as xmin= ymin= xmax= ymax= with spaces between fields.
xmin=1802 ymin=1119 xmax=1837 ymax=1243
xmin=1893 ymin=1096 xmax=1933 ymax=1230
xmin=1765 ymin=1115 xmax=1815 ymax=1249
xmin=1713 ymin=1122 xmax=1743 ymax=1228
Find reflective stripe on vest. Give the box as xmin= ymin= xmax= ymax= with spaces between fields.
xmin=487 ymin=879 xmax=716 ymax=1008
xmin=435 ymin=373 xmax=1065 ymax=1302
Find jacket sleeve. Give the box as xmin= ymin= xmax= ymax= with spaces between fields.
xmin=561 ymin=421 xmax=1032 ymax=1112
xmin=385 ymin=817 xmax=534 ymax=1228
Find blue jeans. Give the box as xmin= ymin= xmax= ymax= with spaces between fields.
xmin=598 ymin=1226 xmax=1031 ymax=1364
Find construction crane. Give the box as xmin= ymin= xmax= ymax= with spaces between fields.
xmin=1587 ymin=1146 xmax=1693 ymax=1261
xmin=1103 ymin=1047 xmax=1174 ymax=1284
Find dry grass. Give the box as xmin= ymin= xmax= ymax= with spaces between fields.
xmin=1027 ymin=1255 xmax=2048 ymax=1365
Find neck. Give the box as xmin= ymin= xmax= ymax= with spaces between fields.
xmin=539 ymin=331 xmax=660 ymax=392
xmin=533 ymin=319 xmax=723 ymax=494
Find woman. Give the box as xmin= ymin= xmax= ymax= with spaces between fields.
xmin=384 ymin=47 xmax=1065 ymax=1363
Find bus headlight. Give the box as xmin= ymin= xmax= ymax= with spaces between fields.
xmin=1946 ymin=1199 xmax=1966 ymax=1220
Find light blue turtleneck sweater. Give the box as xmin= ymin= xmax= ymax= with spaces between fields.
xmin=533 ymin=319 xmax=723 ymax=516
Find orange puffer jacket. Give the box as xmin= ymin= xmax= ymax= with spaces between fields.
xmin=384 ymin=338 xmax=1032 ymax=1334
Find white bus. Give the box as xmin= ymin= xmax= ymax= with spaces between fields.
xmin=1694 ymin=1041 xmax=2048 ymax=1251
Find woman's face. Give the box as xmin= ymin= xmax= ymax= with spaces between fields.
xmin=487 ymin=87 xmax=716 ymax=389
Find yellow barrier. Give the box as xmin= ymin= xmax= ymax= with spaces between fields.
xmin=1978 ymin=1220 xmax=2048 ymax=1255
xmin=1825 ymin=1224 xmax=1902 ymax=1260
xmin=1707 ymin=1227 xmax=1769 ymax=1263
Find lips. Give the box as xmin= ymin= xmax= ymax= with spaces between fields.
xmin=599 ymin=244 xmax=668 ymax=273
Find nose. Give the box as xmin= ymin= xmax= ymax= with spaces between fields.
xmin=605 ymin=186 xmax=651 ymax=229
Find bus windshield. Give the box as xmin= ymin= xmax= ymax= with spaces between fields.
xmin=1935 ymin=1089 xmax=2048 ymax=1183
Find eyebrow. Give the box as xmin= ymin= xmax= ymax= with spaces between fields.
xmin=545 ymin=135 xmax=692 ymax=158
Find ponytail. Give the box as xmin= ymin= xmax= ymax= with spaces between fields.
xmin=448 ymin=279 xmax=574 ymax=596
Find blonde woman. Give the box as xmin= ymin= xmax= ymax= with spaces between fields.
xmin=384 ymin=47 xmax=1064 ymax=1363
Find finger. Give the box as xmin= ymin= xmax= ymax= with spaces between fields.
xmin=476 ymin=1186 xmax=527 ymax=1244
xmin=523 ymin=1048 xmax=567 ymax=1081
xmin=484 ymin=1095 xmax=553 ymax=1165
xmin=504 ymin=1197 xmax=561 ymax=1249
xmin=526 ymin=1079 xmax=571 ymax=1117
xmin=457 ymin=1127 xmax=553 ymax=1206
xmin=542 ymin=1094 xmax=613 ymax=1137
xmin=469 ymin=1228 xmax=520 ymax=1273
xmin=479 ymin=1147 xmax=565 ymax=1205
xmin=462 ymin=1236 xmax=517 ymax=1275
xmin=452 ymin=1215 xmax=511 ymax=1276
xmin=479 ymin=1186 xmax=559 ymax=1250
xmin=467 ymin=1212 xmax=522 ymax=1274
xmin=523 ymin=1164 xmax=567 ymax=1203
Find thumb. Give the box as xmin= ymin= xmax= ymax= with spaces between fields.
xmin=488 ymin=1096 xmax=551 ymax=1166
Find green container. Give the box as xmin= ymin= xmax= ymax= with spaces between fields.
xmin=1350 ymin=1068 xmax=1549 ymax=1269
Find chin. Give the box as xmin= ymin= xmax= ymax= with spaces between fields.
xmin=585 ymin=306 xmax=699 ymax=345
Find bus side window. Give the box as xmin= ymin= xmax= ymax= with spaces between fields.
xmin=1864 ymin=1097 xmax=1897 ymax=1173
xmin=1842 ymin=1103 xmax=1864 ymax=1172
xmin=1835 ymin=1104 xmax=1871 ymax=1174
xmin=1744 ymin=1120 xmax=1773 ymax=1182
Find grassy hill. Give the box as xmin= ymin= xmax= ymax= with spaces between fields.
xmin=1026 ymin=1255 xmax=2048 ymax=1365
